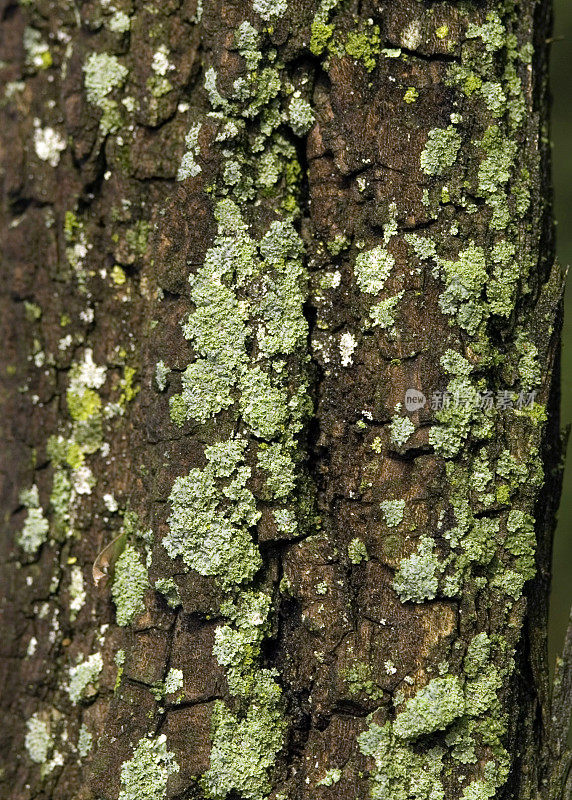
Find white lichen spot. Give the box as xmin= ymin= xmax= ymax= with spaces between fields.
xmin=164 ymin=667 xmax=184 ymax=695
xmin=27 ymin=636 xmax=38 ymax=657
xmin=177 ymin=123 xmax=202 ymax=180
xmin=155 ymin=360 xmax=169 ymax=391
xmin=384 ymin=660 xmax=397 ymax=675
xmin=69 ymin=565 xmax=86 ymax=621
xmin=72 ymin=465 xmax=95 ymax=495
xmin=67 ymin=652 xmax=103 ymax=704
xmin=108 ymin=11 xmax=131 ymax=33
xmin=401 ymin=20 xmax=422 ymax=50
xmin=17 ymin=485 xmax=49 ymax=555
xmin=389 ymin=405 xmax=415 ymax=447
xmin=253 ymin=0 xmax=287 ymax=20
xmin=70 ymin=348 xmax=107 ymax=391
xmin=83 ymin=52 xmax=128 ymax=107
xmin=339 ymin=332 xmax=357 ymax=367
xmin=103 ymin=493 xmax=119 ymax=512
xmin=25 ymin=713 xmax=53 ymax=764
xmin=152 ymin=45 xmax=173 ymax=77
xmin=78 ymin=723 xmax=93 ymax=758
xmin=33 ymin=121 xmax=66 ymax=167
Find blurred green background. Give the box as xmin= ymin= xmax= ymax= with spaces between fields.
xmin=549 ymin=0 xmax=572 ymax=680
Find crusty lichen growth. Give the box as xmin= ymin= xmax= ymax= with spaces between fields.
xmin=67 ymin=652 xmax=103 ymax=704
xmin=17 ymin=484 xmax=49 ymax=555
xmin=160 ymin=14 xmax=320 ymax=800
xmin=118 ymin=735 xmax=179 ymax=800
xmin=111 ymin=544 xmax=149 ymax=626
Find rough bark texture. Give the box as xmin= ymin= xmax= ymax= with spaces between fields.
xmin=0 ymin=1 xmax=567 ymax=799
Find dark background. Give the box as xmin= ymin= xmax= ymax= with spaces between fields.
xmin=549 ymin=0 xmax=572 ymax=685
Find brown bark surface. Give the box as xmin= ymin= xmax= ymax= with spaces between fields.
xmin=0 ymin=1 xmax=567 ymax=799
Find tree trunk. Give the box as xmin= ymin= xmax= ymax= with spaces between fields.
xmin=0 ymin=0 xmax=568 ymax=799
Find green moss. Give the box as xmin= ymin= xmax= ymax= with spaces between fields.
xmin=381 ymin=499 xmax=405 ymax=527
xmin=393 ymin=675 xmax=465 ymax=739
xmin=393 ymin=536 xmax=441 ymax=603
xmin=111 ymin=544 xmax=149 ymax=626
xmin=420 ymin=126 xmax=461 ymax=176
xmin=111 ymin=265 xmax=126 ymax=285
xmin=67 ymin=652 xmax=103 ymax=704
xmin=348 ymin=537 xmax=368 ymax=564
xmin=118 ymin=735 xmax=179 ymax=800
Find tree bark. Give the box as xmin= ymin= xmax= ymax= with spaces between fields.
xmin=0 ymin=1 xmax=567 ymax=799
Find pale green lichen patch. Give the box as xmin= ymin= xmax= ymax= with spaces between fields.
xmin=393 ymin=536 xmax=441 ymax=603
xmin=390 ymin=405 xmax=415 ymax=447
xmin=420 ymin=126 xmax=461 ymax=175
xmin=17 ymin=484 xmax=49 ymax=555
xmin=381 ymin=499 xmax=405 ymax=527
xmin=348 ymin=537 xmax=368 ymax=564
xmin=78 ymin=723 xmax=93 ymax=758
xmin=155 ymin=360 xmax=169 ymax=391
xmin=369 ymin=293 xmax=403 ymax=329
xmin=83 ymin=52 xmax=128 ymax=134
xmin=317 ymin=768 xmax=342 ymax=786
xmin=67 ymin=652 xmax=103 ymax=704
xmin=118 ymin=735 xmax=179 ymax=800
xmin=288 ymin=94 xmax=314 ymax=136
xmin=393 ymin=675 xmax=465 ymax=739
xmin=359 ymin=720 xmax=445 ymax=800
xmin=111 ymin=544 xmax=149 ymax=626
xmin=164 ymin=441 xmax=261 ymax=589
xmin=354 ymin=246 xmax=394 ymax=294
xmin=25 ymin=713 xmax=53 ymax=764
xmin=177 ymin=124 xmax=202 ymax=181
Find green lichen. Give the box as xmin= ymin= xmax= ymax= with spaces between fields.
xmin=17 ymin=484 xmax=49 ymax=555
xmin=390 ymin=406 xmax=415 ymax=447
xmin=78 ymin=724 xmax=93 ymax=758
xmin=154 ymin=577 xmax=181 ymax=608
xmin=288 ymin=95 xmax=314 ymax=136
xmin=317 ymin=768 xmax=342 ymax=786
xmin=420 ymin=126 xmax=461 ymax=176
xmin=393 ymin=675 xmax=465 ymax=739
xmin=404 ymin=87 xmax=419 ymax=104
xmin=25 ymin=713 xmax=53 ymax=764
xmin=111 ymin=544 xmax=149 ymax=626
xmin=67 ymin=652 xmax=103 ymax=704
xmin=164 ymin=441 xmax=261 ymax=588
xmin=381 ymin=499 xmax=405 ymax=527
xmin=348 ymin=537 xmax=368 ymax=564
xmin=359 ymin=720 xmax=445 ymax=800
xmin=354 ymin=246 xmax=394 ymax=294
xmin=118 ymin=735 xmax=179 ymax=800
xmin=393 ymin=536 xmax=441 ymax=603
xmin=369 ymin=293 xmax=403 ymax=329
